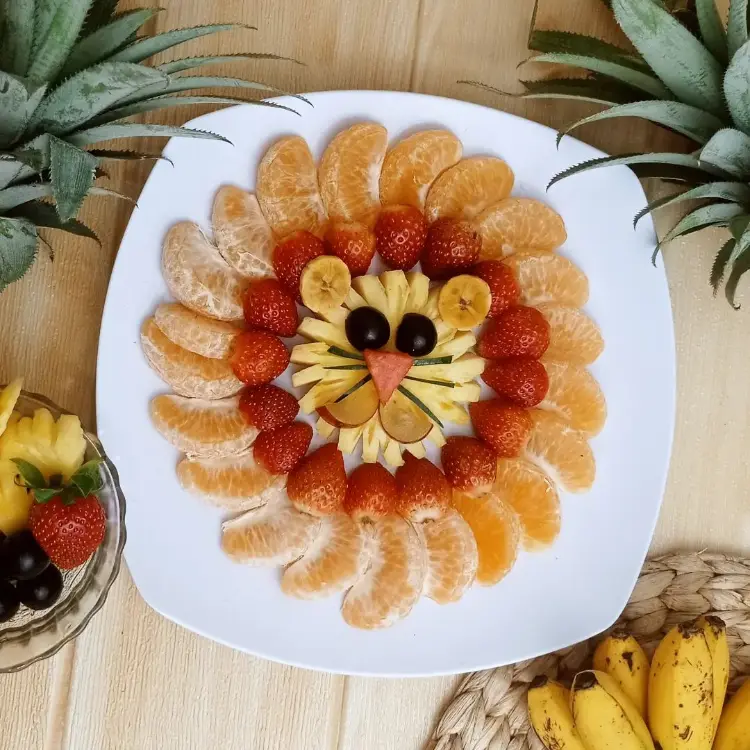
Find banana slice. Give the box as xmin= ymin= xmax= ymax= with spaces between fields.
xmin=300 ymin=256 xmax=352 ymax=313
xmin=438 ymin=275 xmax=491 ymax=330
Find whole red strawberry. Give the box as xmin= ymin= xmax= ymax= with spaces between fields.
xmin=287 ymin=443 xmax=347 ymax=516
xmin=230 ymin=330 xmax=289 ymax=386
xmin=482 ymin=358 xmax=549 ymax=407
xmin=326 ymin=222 xmax=376 ymax=276
xmin=476 ymin=305 xmax=550 ymax=359
xmin=273 ymin=230 xmax=325 ymax=301
xmin=343 ymin=462 xmax=397 ymax=521
xmin=441 ymin=436 xmax=496 ymax=492
xmin=395 ymin=453 xmax=451 ymax=521
xmin=421 ymin=218 xmax=481 ymax=280
xmin=471 ymin=260 xmax=520 ymax=318
xmin=469 ymin=399 xmax=533 ymax=457
xmin=239 ymin=384 xmax=299 ymax=430
xmin=253 ymin=421 xmax=312 ymax=474
xmin=242 ymin=278 xmax=298 ymax=337
xmin=29 ymin=495 xmax=106 ymax=570
xmin=374 ymin=205 xmax=428 ymax=270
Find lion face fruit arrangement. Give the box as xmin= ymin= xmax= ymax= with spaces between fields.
xmin=529 ymin=616 xmax=750 ymax=750
xmin=0 ymin=379 xmax=106 ymax=623
xmin=143 ymin=123 xmax=606 ymax=629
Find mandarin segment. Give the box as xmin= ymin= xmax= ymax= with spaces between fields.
xmin=282 ymin=513 xmax=367 ymax=599
xmin=425 ymin=157 xmax=514 ymax=223
xmin=141 ymin=318 xmax=243 ymax=399
xmin=541 ymin=360 xmax=607 ymax=436
xmin=476 ymin=198 xmax=567 ymax=259
xmin=319 ymin=123 xmax=388 ymax=229
xmin=257 ymin=135 xmax=327 ymax=239
xmin=154 ymin=303 xmax=240 ymax=360
xmin=379 ymin=130 xmax=463 ymax=209
xmin=341 ymin=515 xmax=426 ymax=629
xmin=503 ymin=251 xmax=589 ymax=307
xmin=538 ymin=304 xmax=604 ymax=366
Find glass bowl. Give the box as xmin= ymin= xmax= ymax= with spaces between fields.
xmin=0 ymin=390 xmax=126 ymax=672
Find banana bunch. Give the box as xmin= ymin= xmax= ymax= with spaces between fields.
xmin=528 ymin=616 xmax=750 ymax=750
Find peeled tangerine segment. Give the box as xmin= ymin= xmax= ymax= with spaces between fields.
xmin=495 ymin=458 xmax=560 ymax=550
xmin=0 ymin=378 xmax=22 ymax=436
xmin=438 ymin=274 xmax=492 ymax=330
xmin=425 ymin=156 xmax=514 ymax=223
xmin=141 ymin=318 xmax=242 ymax=400
xmin=476 ymin=198 xmax=567 ymax=260
xmin=221 ymin=497 xmax=320 ymax=566
xmin=379 ymin=129 xmax=463 ymax=209
xmin=257 ymin=135 xmax=327 ymax=239
xmin=300 ymin=256 xmax=351 ymax=313
xmin=525 ymin=410 xmax=595 ymax=493
xmin=538 ymin=304 xmax=604 ymax=366
xmin=418 ymin=509 xmax=478 ymax=604
xmin=453 ymin=489 xmax=520 ymax=585
xmin=503 ymin=250 xmax=589 ymax=308
xmin=154 ymin=303 xmax=240 ymax=360
xmin=319 ymin=123 xmax=388 ymax=228
xmin=342 ymin=515 xmax=426 ymax=629
xmin=162 ymin=221 xmax=246 ymax=321
xmin=541 ymin=360 xmax=606 ymax=436
xmin=212 ymin=186 xmax=275 ymax=277
xmin=150 ymin=394 xmax=258 ymax=458
xmin=282 ymin=514 xmax=367 ymax=599
xmin=177 ymin=450 xmax=285 ymax=512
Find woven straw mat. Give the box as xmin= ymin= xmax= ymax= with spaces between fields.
xmin=426 ymin=551 xmax=750 ymax=750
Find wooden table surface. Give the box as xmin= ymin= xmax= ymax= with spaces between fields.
xmin=1 ymin=0 xmax=748 ymax=748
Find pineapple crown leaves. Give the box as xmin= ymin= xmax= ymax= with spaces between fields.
xmin=11 ymin=457 xmax=104 ymax=505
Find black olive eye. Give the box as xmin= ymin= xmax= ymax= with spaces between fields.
xmin=345 ymin=306 xmax=390 ymax=351
xmin=396 ymin=313 xmax=437 ymax=357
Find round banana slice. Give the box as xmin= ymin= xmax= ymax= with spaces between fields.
xmin=438 ymin=275 xmax=491 ymax=330
xmin=300 ymin=256 xmax=352 ymax=313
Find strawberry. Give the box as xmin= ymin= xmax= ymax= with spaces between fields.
xmin=287 ymin=443 xmax=347 ymax=516
xmin=476 ymin=305 xmax=550 ymax=359
xmin=343 ymin=462 xmax=397 ymax=521
xmin=441 ymin=436 xmax=496 ymax=492
xmin=482 ymin=358 xmax=549 ymax=407
xmin=395 ymin=453 xmax=451 ymax=521
xmin=253 ymin=421 xmax=312 ymax=474
xmin=326 ymin=222 xmax=376 ymax=276
xmin=469 ymin=399 xmax=533 ymax=457
xmin=374 ymin=205 xmax=428 ymax=270
xmin=242 ymin=278 xmax=299 ymax=337
xmin=471 ymin=260 xmax=520 ymax=318
xmin=239 ymin=384 xmax=299 ymax=430
xmin=421 ymin=218 xmax=481 ymax=280
xmin=29 ymin=495 xmax=106 ymax=570
xmin=272 ymin=230 xmax=325 ymax=301
xmin=230 ymin=330 xmax=290 ymax=386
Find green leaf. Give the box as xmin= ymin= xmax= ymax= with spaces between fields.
xmin=326 ymin=346 xmax=364 ymax=360
xmin=730 ymin=214 xmax=750 ymax=239
xmin=528 ymin=30 xmax=647 ymax=69
xmin=518 ymin=76 xmax=645 ymax=104
xmin=660 ymin=202 xmax=745 ymax=245
xmin=724 ymin=39 xmax=750 ymax=133
xmin=710 ymin=237 xmax=736 ymax=293
xmin=49 ymin=137 xmax=98 ymax=222
xmin=611 ymin=0 xmax=726 ymax=116
xmin=8 ymin=200 xmax=100 ymax=243
xmin=0 ymin=73 xmax=32 ymax=148
xmin=157 ymin=52 xmax=301 ymax=75
xmin=110 ymin=24 xmax=250 ymax=64
xmin=727 ymin=0 xmax=749 ymax=59
xmin=88 ymin=149 xmax=172 ymax=166
xmin=29 ymin=62 xmax=168 ymax=135
xmin=28 ymin=0 xmax=93 ymax=82
xmin=81 ymin=0 xmax=119 ymax=35
xmin=696 ymin=0 xmax=728 ymax=63
xmin=0 ymin=158 xmax=28 ymax=189
xmin=725 ymin=225 xmax=750 ymax=306
xmin=33 ymin=487 xmax=64 ymax=502
xmin=699 ymin=129 xmax=750 ymax=177
xmin=557 ymin=100 xmax=725 ymax=146
xmin=0 ymin=183 xmax=54 ymax=211
xmin=66 ymin=123 xmax=231 ymax=147
xmin=0 ymin=217 xmax=37 ymax=289
xmin=397 ymin=385 xmax=443 ymax=428
xmin=0 ymin=0 xmax=35 ymax=76
xmin=10 ymin=458 xmax=46 ymax=488
xmin=62 ymin=8 xmax=163 ymax=76
xmin=70 ymin=458 xmax=104 ymax=497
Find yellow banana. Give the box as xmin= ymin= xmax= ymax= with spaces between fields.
xmin=695 ymin=615 xmax=729 ymax=737
xmin=527 ymin=676 xmax=587 ymax=750
xmin=648 ymin=623 xmax=714 ymax=750
xmin=570 ymin=670 xmax=655 ymax=750
xmin=714 ymin=678 xmax=750 ymax=750
xmin=593 ymin=631 xmax=650 ymax=718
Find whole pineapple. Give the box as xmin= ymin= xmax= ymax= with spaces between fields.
xmin=473 ymin=0 xmax=750 ymax=306
xmin=0 ymin=0 xmax=298 ymax=291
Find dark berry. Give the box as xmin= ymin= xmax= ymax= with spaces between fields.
xmin=395 ymin=313 xmax=437 ymax=357
xmin=16 ymin=565 xmax=63 ymax=611
xmin=1 ymin=530 xmax=50 ymax=581
xmin=345 ymin=306 xmax=390 ymax=351
xmin=0 ymin=580 xmax=19 ymax=622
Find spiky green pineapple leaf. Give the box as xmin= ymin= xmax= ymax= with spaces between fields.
xmin=0 ymin=73 xmax=33 ymax=147
xmin=727 ymin=0 xmax=749 ymax=59
xmin=29 ymin=62 xmax=168 ymax=135
xmin=725 ymin=224 xmax=750 ymax=306
xmin=157 ymin=53 xmax=301 ymax=75
xmin=87 ymin=149 xmax=173 ymax=165
xmin=660 ymin=202 xmax=745 ymax=247
xmin=0 ymin=217 xmax=37 ymax=291
xmin=62 ymin=8 xmax=163 ymax=77
xmin=696 ymin=0 xmax=727 ymax=64
xmin=0 ymin=183 xmax=55 ymax=211
xmin=29 ymin=0 xmax=92 ymax=82
xmin=611 ymin=0 xmax=726 ymax=117
xmin=724 ymin=39 xmax=750 ymax=134
xmin=0 ymin=0 xmax=35 ymax=76
xmin=8 ymin=201 xmax=99 ymax=243
xmin=49 ymin=136 xmax=98 ymax=222
xmin=710 ymin=237 xmax=736 ymax=293
xmin=66 ymin=123 xmax=231 ymax=147
xmin=699 ymin=129 xmax=750 ymax=177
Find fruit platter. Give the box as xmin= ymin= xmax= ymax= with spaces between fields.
xmin=97 ymin=91 xmax=675 ymax=674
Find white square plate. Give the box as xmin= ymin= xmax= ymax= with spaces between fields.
xmin=96 ymin=90 xmax=675 ymax=676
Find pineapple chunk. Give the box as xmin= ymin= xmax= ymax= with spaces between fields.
xmin=344 ymin=286 xmax=367 ymax=310
xmin=361 ymin=415 xmax=381 ymax=463
xmin=291 ymin=343 xmax=363 ymax=368
xmin=318 ymin=305 xmax=348 ymax=327
xmin=452 ymin=383 xmax=481 ymax=402
xmin=297 ymin=318 xmax=355 ymax=352
xmin=435 ymin=320 xmax=456 ymax=345
xmin=412 ymin=354 xmax=485 ymax=383
xmin=403 ymin=441 xmax=427 ymax=459
xmin=0 ymin=459 xmax=33 ymax=535
xmin=402 ymin=381 xmax=470 ymax=425
xmin=316 ymin=417 xmax=337 ymax=439
xmin=292 ymin=365 xmax=327 ymax=387
xmin=298 ymin=372 xmax=367 ymax=413
xmin=381 ymin=270 xmax=409 ymax=333
xmin=339 ymin=424 xmax=365 ymax=454
xmin=426 ymin=425 xmax=446 ymax=447
xmin=383 ymin=439 xmax=404 ymax=468
xmin=0 ymin=378 xmax=22 ymax=436
xmin=433 ymin=331 xmax=476 ymax=358
xmin=423 ymin=286 xmax=441 ymax=319
xmin=405 ymin=272 xmax=430 ymax=313
xmin=353 ymin=276 xmax=389 ymax=318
